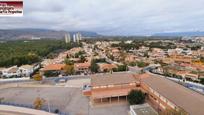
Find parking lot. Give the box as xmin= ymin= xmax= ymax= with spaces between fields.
xmin=0 ymin=80 xmax=129 ymax=115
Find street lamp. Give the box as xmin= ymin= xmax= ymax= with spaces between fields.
xmin=47 ymin=98 xmax=51 ymax=113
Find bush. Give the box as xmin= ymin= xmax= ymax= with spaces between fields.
xmin=90 ymin=59 xmax=102 ymax=73
xmin=127 ymin=90 xmax=145 ymax=105
xmin=54 ymin=109 xmax=59 ymax=113
xmin=64 ymin=64 xmax=74 ymax=75
xmin=44 ymin=71 xmax=59 ymax=77
xmin=136 ymin=61 xmax=149 ymax=68
xmin=200 ymin=78 xmax=204 ymax=85
xmin=33 ymin=74 xmax=42 ymax=81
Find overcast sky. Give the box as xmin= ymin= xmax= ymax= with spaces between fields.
xmin=1 ymin=0 xmax=204 ymax=35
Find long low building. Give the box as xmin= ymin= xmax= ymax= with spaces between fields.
xmin=140 ymin=74 xmax=204 ymax=115
xmin=90 ymin=73 xmax=140 ymax=103
xmin=86 ymin=73 xmax=204 ymax=115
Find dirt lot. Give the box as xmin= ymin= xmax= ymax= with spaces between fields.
xmin=0 ymin=87 xmax=129 ymax=115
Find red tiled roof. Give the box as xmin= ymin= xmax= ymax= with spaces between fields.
xmin=92 ymin=87 xmax=135 ymax=98
xmin=42 ymin=64 xmax=65 ymax=71
xmin=74 ymin=62 xmax=91 ymax=69
xmin=91 ymin=73 xmax=136 ymax=87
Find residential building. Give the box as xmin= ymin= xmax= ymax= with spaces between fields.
xmin=140 ymin=73 xmax=204 ymax=115
xmin=97 ymin=63 xmax=117 ymax=72
xmin=64 ymin=33 xmax=71 ymax=43
xmin=0 ymin=68 xmax=5 ymax=78
xmin=72 ymin=32 xmax=82 ymax=42
xmin=2 ymin=66 xmax=20 ymax=78
xmin=19 ymin=65 xmax=34 ymax=77
xmin=87 ymin=73 xmax=139 ymax=104
xmin=74 ymin=62 xmax=91 ymax=74
xmin=67 ymin=47 xmax=83 ymax=58
xmin=125 ymin=55 xmax=138 ymax=63
xmin=40 ymin=64 xmax=65 ymax=76
xmin=85 ymin=72 xmax=204 ymax=115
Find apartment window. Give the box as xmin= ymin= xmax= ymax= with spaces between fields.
xmin=93 ymin=86 xmax=99 ymax=89
xmin=100 ymin=86 xmax=107 ymax=88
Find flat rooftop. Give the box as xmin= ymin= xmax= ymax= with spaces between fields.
xmin=91 ymin=73 xmax=137 ymax=87
xmin=130 ymin=103 xmax=158 ymax=115
xmin=141 ymin=73 xmax=204 ymax=115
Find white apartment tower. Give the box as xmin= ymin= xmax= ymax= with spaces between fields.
xmin=65 ymin=33 xmax=71 ymax=43
xmin=72 ymin=32 xmax=82 ymax=42
xmin=73 ymin=34 xmax=76 ymax=42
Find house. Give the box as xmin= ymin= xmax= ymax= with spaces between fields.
xmin=67 ymin=47 xmax=83 ymax=58
xmin=97 ymin=63 xmax=117 ymax=72
xmin=110 ymin=48 xmax=120 ymax=60
xmin=40 ymin=64 xmax=65 ymax=76
xmin=172 ymin=55 xmax=192 ymax=64
xmin=74 ymin=62 xmax=91 ymax=74
xmin=185 ymin=73 xmax=199 ymax=81
xmin=125 ymin=55 xmax=138 ymax=63
xmin=149 ymin=48 xmax=165 ymax=59
xmin=2 ymin=66 xmax=20 ymax=78
xmin=125 ymin=40 xmax=133 ymax=44
xmin=0 ymin=68 xmax=5 ymax=78
xmin=182 ymin=48 xmax=192 ymax=55
xmin=19 ymin=65 xmax=34 ymax=77
xmin=138 ymin=46 xmax=149 ymax=53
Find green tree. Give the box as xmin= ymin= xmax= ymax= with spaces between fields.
xmin=44 ymin=71 xmax=59 ymax=77
xmin=129 ymin=62 xmax=137 ymax=66
xmin=0 ymin=97 xmax=4 ymax=103
xmin=64 ymin=58 xmax=74 ymax=65
xmin=200 ymin=78 xmax=204 ymax=85
xmin=75 ymin=51 xmax=85 ymax=58
xmin=137 ymin=61 xmax=149 ymax=68
xmin=112 ymin=68 xmax=118 ymax=72
xmin=79 ymin=55 xmax=86 ymax=63
xmin=0 ymin=40 xmax=80 ymax=67
xmin=90 ymin=59 xmax=99 ymax=73
xmin=64 ymin=64 xmax=74 ymax=75
xmin=127 ymin=90 xmax=145 ymax=105
xmin=117 ymin=65 xmax=128 ymax=71
xmin=200 ymin=57 xmax=204 ymax=63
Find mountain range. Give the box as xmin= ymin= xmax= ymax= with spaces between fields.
xmin=153 ymin=31 xmax=204 ymax=37
xmin=0 ymin=28 xmax=99 ymax=40
xmin=1 ymin=28 xmax=204 ymax=40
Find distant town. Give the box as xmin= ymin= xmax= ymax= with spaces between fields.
xmin=1 ymin=33 xmax=204 ymax=115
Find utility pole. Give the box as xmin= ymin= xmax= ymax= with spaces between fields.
xmin=47 ymin=98 xmax=51 ymax=113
